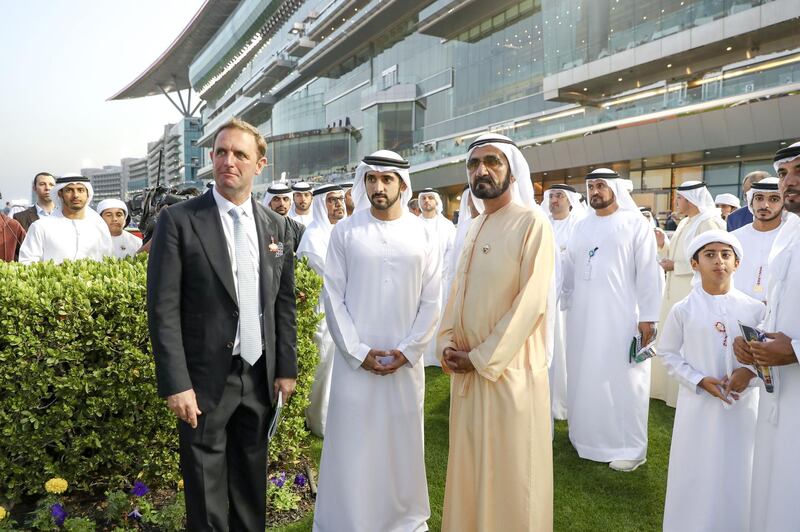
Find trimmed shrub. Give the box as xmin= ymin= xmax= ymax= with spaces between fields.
xmin=269 ymin=258 xmax=322 ymax=466
xmin=0 ymin=255 xmax=321 ymax=504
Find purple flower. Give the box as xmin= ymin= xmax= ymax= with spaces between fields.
xmin=51 ymin=503 xmax=67 ymax=526
xmin=294 ymin=474 xmax=307 ymax=487
xmin=128 ymin=508 xmax=142 ymax=521
xmin=130 ymin=481 xmax=149 ymax=497
xmin=270 ymin=472 xmax=286 ymax=488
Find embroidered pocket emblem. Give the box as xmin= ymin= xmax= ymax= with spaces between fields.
xmin=482 ymin=244 xmax=491 ymax=254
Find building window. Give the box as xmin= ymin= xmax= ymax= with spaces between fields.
xmin=382 ymin=65 xmax=398 ymax=90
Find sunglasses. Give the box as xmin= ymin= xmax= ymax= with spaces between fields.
xmin=467 ymin=155 xmax=505 ymax=172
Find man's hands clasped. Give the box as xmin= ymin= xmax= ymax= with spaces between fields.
xmin=442 ymin=347 xmax=475 ymax=374
xmin=361 ymin=349 xmax=408 ymax=375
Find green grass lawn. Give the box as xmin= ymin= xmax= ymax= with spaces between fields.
xmin=271 ymin=367 xmax=675 ymax=531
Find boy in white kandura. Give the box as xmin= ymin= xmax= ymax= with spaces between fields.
xmin=659 ymin=230 xmax=764 ymax=532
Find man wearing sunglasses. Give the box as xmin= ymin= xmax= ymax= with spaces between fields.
xmin=438 ymin=133 xmax=555 ymax=531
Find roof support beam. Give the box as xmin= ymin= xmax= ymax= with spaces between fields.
xmin=157 ymin=85 xmax=198 ymax=117
xmin=174 ymin=77 xmax=189 ymax=115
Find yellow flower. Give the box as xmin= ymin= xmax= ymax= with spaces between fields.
xmin=44 ymin=477 xmax=68 ymax=494
xmin=0 ymin=505 xmax=7 ymax=521
xmin=177 ymin=479 xmax=184 ymax=491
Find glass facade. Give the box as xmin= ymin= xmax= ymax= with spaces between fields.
xmin=542 ymin=0 xmax=777 ymax=74
xmin=265 ymin=131 xmax=353 ymax=183
xmin=189 ymin=0 xmax=798 ymax=195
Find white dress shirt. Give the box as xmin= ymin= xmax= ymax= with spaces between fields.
xmin=212 ymin=186 xmax=262 ymax=356
xmin=36 ymin=203 xmax=53 ymax=218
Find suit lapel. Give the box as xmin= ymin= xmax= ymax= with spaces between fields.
xmin=190 ymin=191 xmax=238 ymax=304
xmin=253 ymin=198 xmax=275 ymax=306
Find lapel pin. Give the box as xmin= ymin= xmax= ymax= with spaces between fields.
xmin=269 ymin=236 xmax=284 ymax=257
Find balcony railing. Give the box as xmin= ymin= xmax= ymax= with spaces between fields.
xmin=406 ymin=50 xmax=800 ymax=168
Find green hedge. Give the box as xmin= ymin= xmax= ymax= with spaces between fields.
xmin=0 ymin=255 xmax=321 ymax=504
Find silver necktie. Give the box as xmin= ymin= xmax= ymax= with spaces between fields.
xmin=229 ymin=207 xmax=261 ymax=365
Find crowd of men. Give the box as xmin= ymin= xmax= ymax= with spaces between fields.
xmin=0 ymin=171 xmax=143 ymax=264
xmin=4 ymin=116 xmax=798 ymax=531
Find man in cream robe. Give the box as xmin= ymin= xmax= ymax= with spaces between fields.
xmin=438 ymin=133 xmax=555 ymax=531
xmin=652 ymin=181 xmax=725 ymax=407
xmin=297 ymin=184 xmax=346 ymax=436
xmin=732 ymin=177 xmax=785 ymax=302
xmin=735 ymin=142 xmax=800 ymax=530
xmin=562 ymin=168 xmax=663 ymax=471
xmin=543 ymin=184 xmax=585 ymax=420
xmin=418 ymin=187 xmax=456 ymax=367
xmin=314 ymin=151 xmax=440 ymax=532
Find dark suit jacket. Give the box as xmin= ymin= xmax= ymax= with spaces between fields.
xmin=726 ymin=206 xmax=753 ymax=232
xmin=286 ymin=217 xmax=305 ymax=252
xmin=147 ymin=190 xmax=297 ymax=411
xmin=13 ymin=206 xmax=39 ymax=232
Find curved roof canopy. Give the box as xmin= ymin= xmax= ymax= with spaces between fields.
xmin=109 ymin=0 xmax=240 ymax=101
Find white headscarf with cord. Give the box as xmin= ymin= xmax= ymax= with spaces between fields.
xmin=417 ymin=188 xmax=444 ymax=215
xmin=584 ymin=168 xmax=640 ymax=213
xmin=289 ymin=181 xmax=313 ymax=219
xmin=465 ymin=133 xmax=556 ymax=366
xmin=678 ymin=180 xmax=718 ymax=214
xmin=745 ymin=177 xmax=782 ymax=215
xmin=46 ymin=173 xmax=112 ymax=256
xmin=773 ymin=140 xmax=800 ymax=172
xmin=677 ymin=180 xmax=723 ymax=256
xmin=261 ymin=182 xmax=293 ymax=208
xmin=465 ymin=133 xmax=541 ymax=214
xmin=452 ymin=186 xmax=474 ymax=254
xmin=352 ymin=150 xmax=412 ymax=213
xmin=51 ymin=173 xmax=109 ymax=231
xmin=543 ymin=184 xmax=587 ymax=220
xmin=297 ymin=184 xmax=346 ymax=268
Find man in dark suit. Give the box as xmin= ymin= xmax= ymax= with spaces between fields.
xmin=14 ymin=172 xmax=55 ymax=231
xmin=147 ymin=118 xmax=297 ymax=531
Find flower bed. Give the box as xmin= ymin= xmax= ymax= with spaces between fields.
xmin=0 ymin=256 xmax=322 ymax=529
